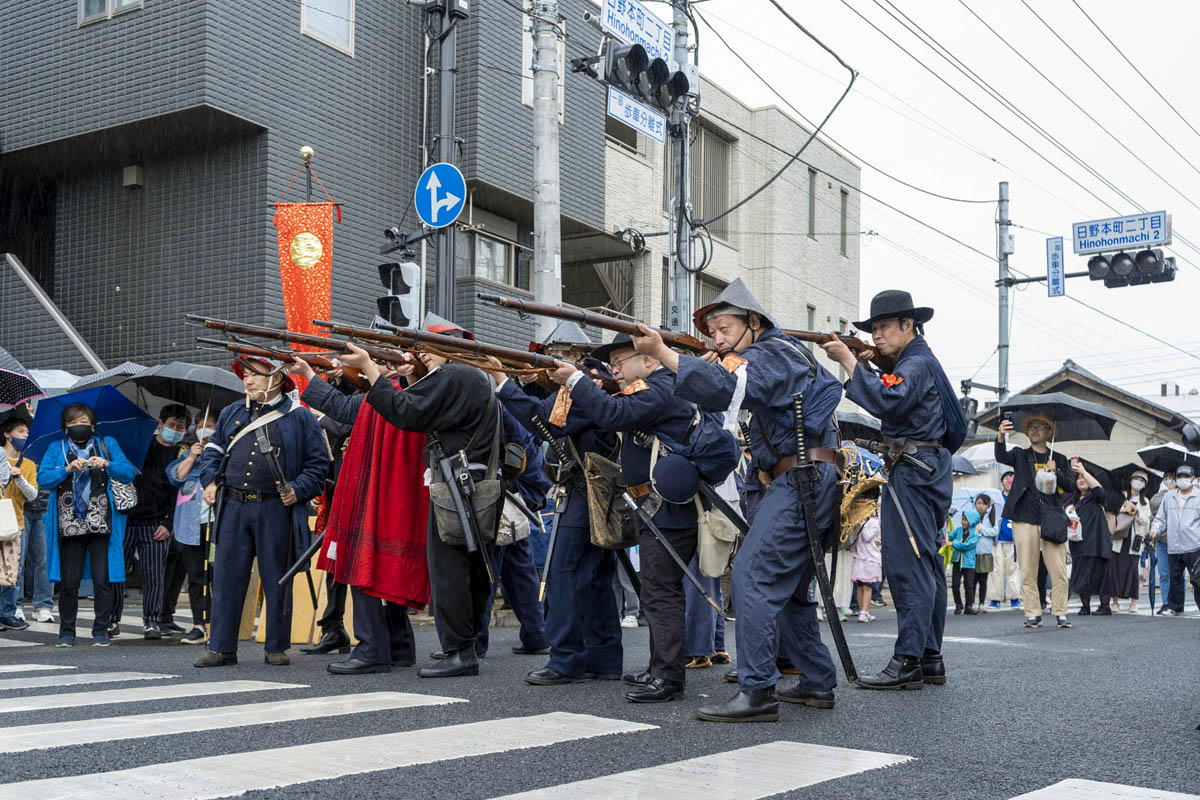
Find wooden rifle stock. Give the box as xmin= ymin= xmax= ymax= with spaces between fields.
xmin=784 ymin=329 xmax=892 ymax=371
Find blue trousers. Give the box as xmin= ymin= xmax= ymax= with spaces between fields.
xmin=350 ymin=587 xmax=415 ymax=665
xmin=733 ymin=473 xmax=836 ymax=692
xmin=684 ymin=553 xmax=725 ymax=657
xmin=208 ymin=498 xmax=292 ymax=654
xmin=544 ymin=522 xmax=622 ymax=677
xmin=477 ymin=536 xmax=549 ymax=656
xmin=1150 ymin=540 xmax=1170 ymax=606
xmin=882 ymin=452 xmax=951 ymax=659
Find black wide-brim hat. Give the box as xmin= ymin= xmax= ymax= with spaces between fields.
xmin=591 ymin=332 xmax=637 ymax=364
xmin=852 ymin=289 xmax=934 ymax=331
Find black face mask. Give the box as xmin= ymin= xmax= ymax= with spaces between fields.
xmin=66 ymin=424 xmax=93 ymax=445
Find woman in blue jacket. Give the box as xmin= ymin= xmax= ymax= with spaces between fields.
xmin=37 ymin=402 xmax=137 ymax=647
xmin=950 ymin=507 xmax=980 ymax=615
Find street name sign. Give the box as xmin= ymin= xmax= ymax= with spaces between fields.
xmin=1072 ymin=210 xmax=1170 ymax=255
xmin=600 ymin=0 xmax=673 ymax=62
xmin=607 ymin=87 xmax=666 ymax=143
xmin=414 ymin=163 xmax=466 ymax=229
xmin=1046 ymin=236 xmax=1065 ymax=297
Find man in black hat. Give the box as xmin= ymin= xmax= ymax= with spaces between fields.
xmin=632 ymin=277 xmax=844 ymax=722
xmin=544 ymin=334 xmax=701 ymax=703
xmin=821 ymin=289 xmax=966 ymax=689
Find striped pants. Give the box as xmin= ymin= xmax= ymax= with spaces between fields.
xmin=111 ymin=523 xmax=172 ymax=626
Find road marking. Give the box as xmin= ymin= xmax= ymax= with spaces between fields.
xmin=0 ymin=712 xmax=656 ymax=799
xmin=0 ymin=665 xmax=76 ymax=674
xmin=0 ymin=637 xmax=37 ymax=648
xmin=0 ymin=680 xmax=303 ymax=714
xmin=1010 ymin=778 xmax=1200 ymax=799
xmin=0 ymin=691 xmax=466 ymax=753
xmin=492 ymin=741 xmax=911 ymax=799
xmin=851 ymin=633 xmax=1028 ymax=647
xmin=0 ymin=671 xmax=173 ymax=691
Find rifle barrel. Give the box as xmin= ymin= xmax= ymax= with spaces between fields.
xmin=188 ymin=316 xmax=411 ymax=367
xmin=314 ymin=319 xmax=562 ymax=370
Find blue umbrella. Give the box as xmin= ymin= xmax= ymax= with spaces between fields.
xmin=25 ymin=385 xmax=158 ymax=470
xmin=951 ymin=487 xmax=1004 ymax=517
xmin=951 ymin=454 xmax=979 ymax=475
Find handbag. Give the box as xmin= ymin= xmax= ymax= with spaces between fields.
xmin=94 ymin=439 xmax=138 ymax=512
xmin=0 ymin=498 xmax=20 ymax=543
xmin=694 ymin=496 xmax=738 ymax=577
xmin=1107 ymin=511 xmax=1135 ymax=540
xmin=428 ymin=392 xmax=504 ymax=547
xmin=494 ymin=498 xmax=532 ymax=547
xmin=584 ymin=451 xmax=638 ymax=549
xmin=1038 ymin=502 xmax=1069 ymax=544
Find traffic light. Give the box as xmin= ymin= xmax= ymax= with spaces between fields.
xmin=600 ymin=41 xmax=689 ymax=113
xmin=377 ymin=258 xmax=420 ymax=328
xmin=1085 ymin=249 xmax=1175 ymax=288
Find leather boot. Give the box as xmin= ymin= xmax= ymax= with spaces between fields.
xmin=525 ymin=667 xmax=585 ymax=686
xmin=418 ymin=647 xmax=480 ymax=678
xmin=921 ymin=652 xmax=946 ymax=685
xmin=695 ymin=688 xmax=780 ymax=722
xmin=622 ymin=669 xmax=652 ymax=687
xmin=625 ymin=677 xmax=685 ymax=703
xmin=856 ymin=655 xmax=923 ymax=690
xmin=328 ymin=658 xmax=391 ymax=675
xmin=723 ymin=667 xmax=739 ymax=683
xmin=777 ymin=683 xmax=835 ymax=709
xmin=300 ymin=629 xmax=351 ymax=655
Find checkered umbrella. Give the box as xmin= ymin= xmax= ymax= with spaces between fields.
xmin=0 ymin=347 xmax=46 ymax=408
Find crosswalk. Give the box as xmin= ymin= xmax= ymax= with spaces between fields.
xmin=0 ymin=664 xmax=1193 ymax=799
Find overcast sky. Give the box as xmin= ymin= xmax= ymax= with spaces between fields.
xmin=641 ymin=0 xmax=1200 ymax=410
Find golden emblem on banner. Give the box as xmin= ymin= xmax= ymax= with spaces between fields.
xmin=290 ymin=232 xmax=324 ymax=270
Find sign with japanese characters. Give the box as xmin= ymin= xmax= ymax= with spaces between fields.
xmin=607 ymin=86 xmax=666 ymax=143
xmin=1072 ymin=211 xmax=1171 ymax=255
xmin=1046 ymin=236 xmax=1065 ymax=297
xmin=601 ymin=0 xmax=673 ymax=62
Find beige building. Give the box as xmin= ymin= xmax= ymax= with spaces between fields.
xmin=563 ymin=76 xmax=862 ymax=339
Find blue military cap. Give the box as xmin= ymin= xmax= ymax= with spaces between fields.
xmin=653 ymin=452 xmax=700 ymax=504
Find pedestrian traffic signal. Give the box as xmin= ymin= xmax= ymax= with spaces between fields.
xmin=1085 ymin=249 xmax=1175 ymax=287
xmin=377 ymin=259 xmax=420 ymax=328
xmin=600 ymin=41 xmax=689 ymax=113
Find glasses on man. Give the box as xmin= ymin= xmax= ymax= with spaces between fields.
xmin=1027 ymin=423 xmax=1051 ymax=432
xmin=609 ymin=352 xmax=639 ymax=369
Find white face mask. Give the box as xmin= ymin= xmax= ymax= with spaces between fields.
xmin=1131 ymin=479 xmax=1146 ymax=492
xmin=196 ymin=427 xmax=216 ymax=442
xmin=1178 ymin=477 xmax=1193 ymax=492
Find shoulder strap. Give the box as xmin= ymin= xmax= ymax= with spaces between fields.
xmin=227 ymin=407 xmax=292 ymax=452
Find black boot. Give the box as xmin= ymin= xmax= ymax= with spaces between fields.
xmin=622 ymin=669 xmax=652 ymax=687
xmin=921 ymin=652 xmax=946 ymax=685
xmin=300 ymin=629 xmax=351 ymax=655
xmin=327 ymin=658 xmax=390 ymax=675
xmin=777 ymin=683 xmax=835 ymax=708
xmin=856 ymin=655 xmax=923 ymax=690
xmin=525 ymin=667 xmax=585 ymax=686
xmin=625 ymin=677 xmax=684 ymax=703
xmin=723 ymin=667 xmax=739 ymax=683
xmin=418 ymin=647 xmax=480 ymax=678
xmin=696 ymin=688 xmax=780 ymax=722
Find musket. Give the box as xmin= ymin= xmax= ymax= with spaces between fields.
xmin=196 ymin=338 xmax=370 ymax=391
xmin=314 ymin=319 xmax=620 ymax=394
xmin=785 ymin=330 xmax=893 ymax=372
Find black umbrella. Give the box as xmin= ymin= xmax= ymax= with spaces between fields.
xmin=951 ymin=454 xmax=979 ymax=475
xmin=836 ymin=410 xmax=882 ymax=442
xmin=992 ymin=391 xmax=1118 ymax=443
xmin=69 ymin=361 xmax=148 ymax=392
xmin=1137 ymin=442 xmax=1200 ymax=473
xmin=0 ymin=346 xmax=46 ymax=408
xmin=1110 ymin=462 xmax=1163 ymax=498
xmin=130 ymin=361 xmax=245 ymax=412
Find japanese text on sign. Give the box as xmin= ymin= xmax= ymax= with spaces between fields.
xmin=1072 ymin=211 xmax=1170 ymax=255
xmin=607 ymin=87 xmax=666 ymax=144
xmin=601 ymin=0 xmax=673 ymax=62
xmin=1046 ymin=236 xmax=1065 ymax=298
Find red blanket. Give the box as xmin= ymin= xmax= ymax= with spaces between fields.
xmin=317 ymin=379 xmax=430 ymax=608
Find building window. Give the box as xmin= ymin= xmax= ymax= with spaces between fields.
xmin=808 ymin=168 xmax=817 ymax=239
xmin=302 ymin=0 xmax=355 ymax=56
xmin=453 ymin=230 xmax=531 ymax=291
xmin=522 ymin=17 xmax=566 ymax=122
xmin=664 ymin=124 xmax=732 ymax=240
xmin=606 ymin=117 xmax=638 ymax=151
xmin=840 ymin=188 xmax=849 ymax=256
xmin=80 ymin=0 xmax=142 ymax=24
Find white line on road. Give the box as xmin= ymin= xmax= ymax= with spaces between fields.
xmin=0 ymin=671 xmax=173 ymax=691
xmin=0 ymin=712 xmax=656 ymax=800
xmin=1010 ymin=778 xmax=1200 ymax=799
xmin=0 ymin=680 xmax=304 ymax=714
xmin=850 ymin=633 xmax=1028 ymax=647
xmin=0 ymin=665 xmax=76 ymax=674
xmin=491 ymin=741 xmax=912 ymax=799
xmin=0 ymin=691 xmax=466 ymax=753
xmin=0 ymin=637 xmax=37 ymax=648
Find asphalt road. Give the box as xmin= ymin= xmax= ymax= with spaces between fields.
xmin=0 ymin=601 xmax=1196 ymax=799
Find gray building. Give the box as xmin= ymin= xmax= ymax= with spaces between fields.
xmin=0 ymin=0 xmax=609 ymax=372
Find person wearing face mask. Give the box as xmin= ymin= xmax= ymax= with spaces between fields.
xmin=110 ymin=404 xmax=190 ymax=640
xmin=38 ymin=403 xmax=138 ymax=647
xmin=1148 ymin=469 xmax=1175 ymax=608
xmin=163 ymin=411 xmax=219 ymax=644
xmin=0 ymin=418 xmax=38 ymax=630
xmin=1150 ymin=464 xmax=1200 ymax=616
xmin=1099 ymin=470 xmax=1152 ymax=614
xmin=987 ymin=471 xmax=1022 ymax=609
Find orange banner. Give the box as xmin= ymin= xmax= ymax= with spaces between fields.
xmin=273 ymin=202 xmax=335 ymax=394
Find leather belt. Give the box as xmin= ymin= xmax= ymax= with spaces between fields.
xmin=225 ymin=487 xmax=279 ymax=504
xmin=626 ymin=482 xmax=651 ymax=499
xmin=758 ymin=448 xmax=837 ymax=485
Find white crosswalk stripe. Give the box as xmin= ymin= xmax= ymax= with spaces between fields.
xmin=0 ymin=711 xmax=656 ymax=800
xmin=491 ymin=741 xmax=912 ymax=799
xmin=0 ymin=680 xmax=304 ymax=714
xmin=1010 ymin=779 xmax=1200 ymax=799
xmin=0 ymin=664 xmax=76 ymax=674
xmin=0 ymin=671 xmax=173 ymax=691
xmin=0 ymin=691 xmax=466 ymax=753
xmin=0 ymin=637 xmax=37 ymax=648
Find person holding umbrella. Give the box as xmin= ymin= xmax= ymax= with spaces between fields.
xmin=1150 ymin=464 xmax=1200 ymax=616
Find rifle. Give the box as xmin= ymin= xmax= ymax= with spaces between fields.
xmin=314 ymin=319 xmax=620 ymax=394
xmin=186 ymin=315 xmax=422 ymax=374
xmin=196 ymin=338 xmax=370 ymax=391
xmin=784 ymin=330 xmax=892 ymax=372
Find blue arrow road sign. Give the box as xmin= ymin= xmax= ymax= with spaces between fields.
xmin=414 ymin=163 xmax=466 ymax=229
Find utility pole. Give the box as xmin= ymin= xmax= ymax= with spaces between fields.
xmin=667 ymin=0 xmax=693 ymax=332
xmin=531 ymin=1 xmax=562 ymax=341
xmin=997 ymin=180 xmax=1012 ymax=400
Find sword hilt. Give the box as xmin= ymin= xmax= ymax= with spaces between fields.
xmin=793 ymin=392 xmax=810 ymax=467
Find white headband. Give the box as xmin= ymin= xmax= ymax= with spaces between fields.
xmin=703 ymin=304 xmax=750 ymax=323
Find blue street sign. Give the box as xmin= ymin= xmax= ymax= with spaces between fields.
xmin=1046 ymin=236 xmax=1065 ymax=298
xmin=601 ymin=0 xmax=673 ymax=62
xmin=413 ymin=163 xmax=466 ymax=229
xmin=1071 ymin=210 xmax=1170 ymax=255
xmin=607 ymin=87 xmax=666 ymax=144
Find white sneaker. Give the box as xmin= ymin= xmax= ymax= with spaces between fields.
xmin=33 ymin=608 xmax=53 ymax=623
xmin=14 ymin=607 xmax=25 ymax=622
xmin=620 ymin=615 xmax=638 ymax=628
xmin=858 ymin=611 xmax=874 ymax=623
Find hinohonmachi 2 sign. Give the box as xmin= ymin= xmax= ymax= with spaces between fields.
xmin=1072 ymin=211 xmax=1171 ymax=255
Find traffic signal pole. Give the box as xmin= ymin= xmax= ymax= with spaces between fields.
xmin=427 ymin=0 xmax=467 ymax=322
xmin=667 ymin=0 xmax=693 ymax=333
xmin=531 ymin=1 xmax=563 ymax=341
xmin=997 ymin=180 xmax=1011 ymax=400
